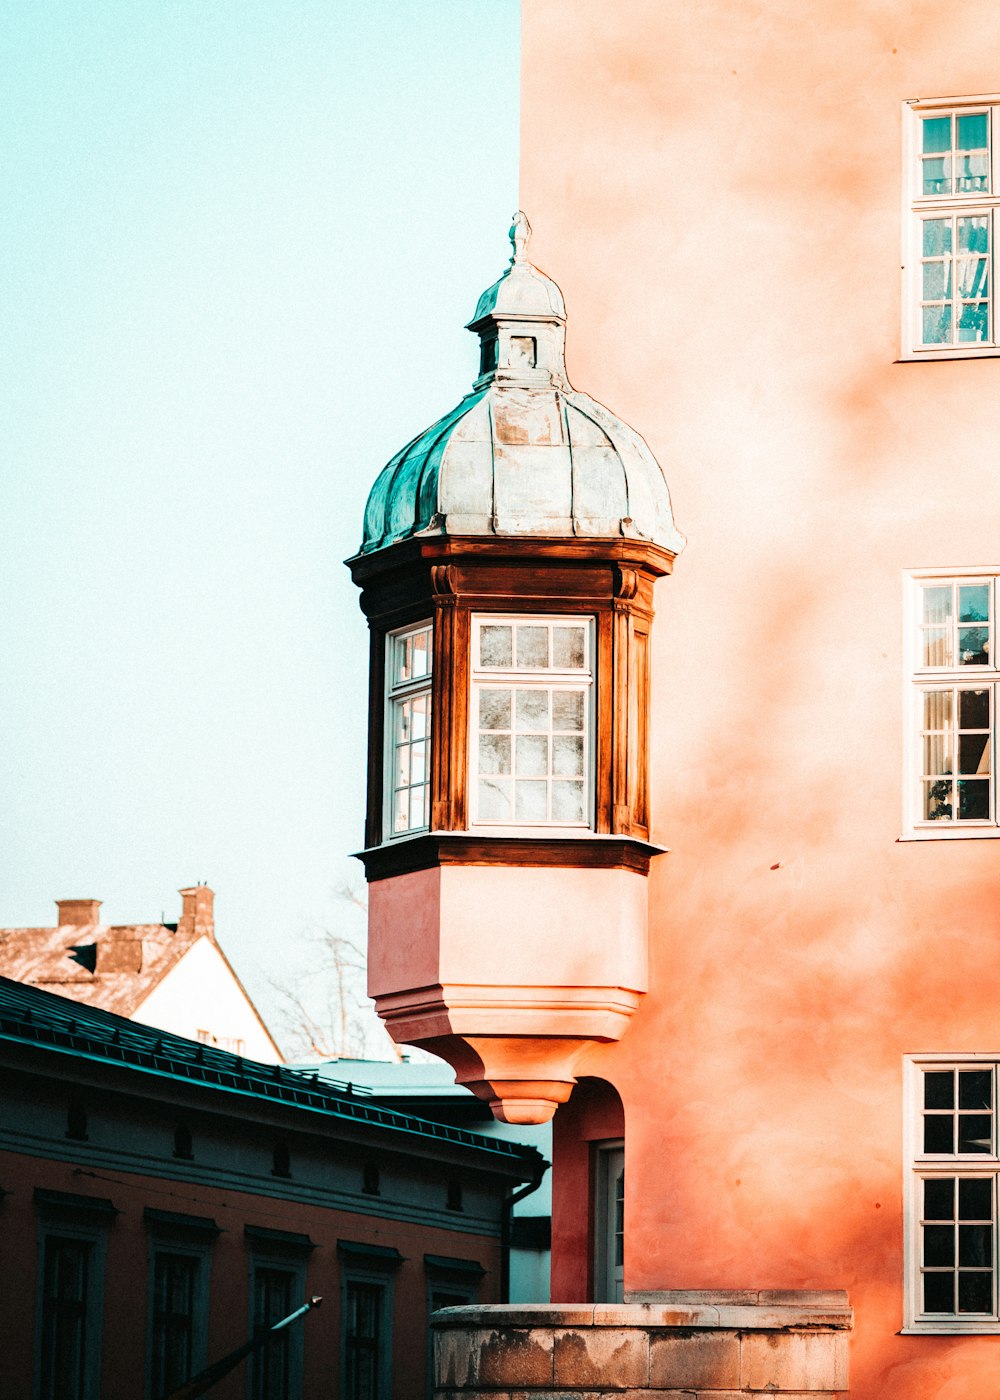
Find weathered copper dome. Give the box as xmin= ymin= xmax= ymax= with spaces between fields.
xmin=360 ymin=214 xmax=684 ymax=557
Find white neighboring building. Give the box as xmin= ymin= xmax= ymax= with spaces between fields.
xmin=0 ymin=884 xmax=282 ymax=1063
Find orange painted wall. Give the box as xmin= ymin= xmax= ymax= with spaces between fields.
xmin=522 ymin=3 xmax=1000 ymax=1395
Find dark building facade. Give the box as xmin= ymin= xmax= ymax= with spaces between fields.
xmin=0 ymin=978 xmax=543 ymax=1400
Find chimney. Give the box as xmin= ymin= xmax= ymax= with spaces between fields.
xmin=56 ymin=899 xmax=102 ymax=928
xmin=177 ymin=885 xmax=215 ymax=940
xmin=98 ymin=938 xmax=144 ymax=974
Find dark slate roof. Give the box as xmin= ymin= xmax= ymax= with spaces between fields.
xmin=0 ymin=978 xmax=542 ymax=1172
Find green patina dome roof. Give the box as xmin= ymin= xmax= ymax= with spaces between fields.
xmin=359 ymin=214 xmax=684 ymax=558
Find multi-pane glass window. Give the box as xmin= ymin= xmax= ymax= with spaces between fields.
xmin=911 ymin=575 xmax=996 ymax=828
xmin=39 ymin=1237 xmax=90 ymax=1400
xmin=908 ymin=1060 xmax=1000 ymax=1327
xmin=471 ymin=615 xmax=593 ymax=828
xmin=385 ymin=623 xmax=432 ymax=837
xmin=344 ymin=1280 xmax=384 ymax=1400
xmin=150 ymin=1252 xmax=198 ymax=1397
xmin=908 ymin=102 xmax=1000 ymax=353
xmin=251 ymin=1266 xmax=294 ymax=1400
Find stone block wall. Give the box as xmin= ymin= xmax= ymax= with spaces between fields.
xmin=432 ymin=1292 xmax=852 ymax=1399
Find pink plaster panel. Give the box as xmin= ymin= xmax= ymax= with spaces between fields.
xmin=436 ymin=865 xmax=647 ymax=990
xmin=367 ymin=865 xmax=441 ymax=997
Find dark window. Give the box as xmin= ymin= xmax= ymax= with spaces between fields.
xmin=39 ymin=1237 xmax=90 ymax=1400
xmin=479 ymin=336 xmax=498 ymax=376
xmin=446 ymin=1180 xmax=463 ymax=1212
xmin=271 ymin=1142 xmax=291 ymax=1179
xmin=430 ymin=1288 xmax=468 ymax=1311
xmin=150 ymin=1252 xmax=197 ymax=1396
xmin=344 ymin=1281 xmax=383 ymax=1400
xmin=362 ymin=1163 xmax=380 ymax=1196
xmin=251 ymin=1266 xmax=293 ymax=1400
xmin=66 ymin=1099 xmax=88 ymax=1141
xmin=173 ymin=1124 xmax=193 ymax=1160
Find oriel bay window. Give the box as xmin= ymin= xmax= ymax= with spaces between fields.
xmin=905 ymin=98 xmax=1000 ymax=356
xmin=906 ymin=1057 xmax=1000 ymax=1330
xmin=355 ymin=542 xmax=663 ymax=860
xmin=909 ymin=572 xmax=997 ymax=831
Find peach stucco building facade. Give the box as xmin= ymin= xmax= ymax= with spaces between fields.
xmin=353 ymin=5 xmax=1000 ymax=1397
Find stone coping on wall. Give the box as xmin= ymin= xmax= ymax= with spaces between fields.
xmin=431 ymin=1293 xmax=852 ymax=1396
xmin=431 ymin=1293 xmax=853 ymax=1333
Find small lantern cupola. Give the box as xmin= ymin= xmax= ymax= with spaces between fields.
xmin=349 ymin=217 xmax=684 ymax=1124
xmin=468 ymin=212 xmax=569 ymax=390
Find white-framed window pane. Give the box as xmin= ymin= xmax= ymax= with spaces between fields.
xmin=480 ymin=625 xmax=513 ymax=668
xmin=923 ymin=305 xmax=952 ymax=344
xmin=515 ymin=779 xmax=547 ymax=821
xmin=920 ymin=1176 xmax=995 ymax=1314
xmin=479 ymin=687 xmax=511 ymax=729
xmin=553 ymin=734 xmax=584 ymax=776
xmin=908 ymin=1058 xmax=1000 ymax=1329
xmin=478 ymin=777 xmax=512 ymax=820
xmin=552 ymin=780 xmax=585 ymax=822
xmin=910 ymin=574 xmax=999 ymax=832
xmin=552 ymin=690 xmax=585 ymax=731
xmin=479 ymin=733 xmax=511 ymax=775
xmin=516 ymin=734 xmax=548 ymax=776
xmin=516 ymin=625 xmax=550 ymax=669
xmin=553 ymin=625 xmax=587 ymax=668
xmin=471 ymin=615 xmax=594 ymax=829
xmin=385 ymin=622 xmax=433 ymax=839
xmin=919 ymin=685 xmax=992 ymax=823
xmin=910 ymin=103 xmax=997 ymax=354
xmin=515 ymin=690 xmax=549 ymax=731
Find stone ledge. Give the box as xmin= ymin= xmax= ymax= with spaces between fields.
xmin=431 ymin=1292 xmax=853 ymax=1333
xmin=432 ymin=1294 xmax=852 ymax=1396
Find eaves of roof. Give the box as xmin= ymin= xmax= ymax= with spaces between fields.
xmin=0 ymin=978 xmax=542 ymax=1177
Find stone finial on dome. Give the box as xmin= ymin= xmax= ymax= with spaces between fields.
xmin=509 ymin=210 xmax=531 ymax=263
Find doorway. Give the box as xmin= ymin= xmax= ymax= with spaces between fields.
xmin=593 ymin=1140 xmax=624 ymax=1303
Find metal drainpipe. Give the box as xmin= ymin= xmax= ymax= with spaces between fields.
xmin=500 ymin=1160 xmax=548 ymax=1304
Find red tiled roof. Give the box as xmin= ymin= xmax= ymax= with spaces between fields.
xmin=0 ymin=920 xmax=200 ymax=1018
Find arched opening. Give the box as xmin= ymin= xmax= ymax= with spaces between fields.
xmin=550 ymin=1077 xmax=625 ymax=1303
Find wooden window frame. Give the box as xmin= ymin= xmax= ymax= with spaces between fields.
xmin=902 ymin=97 xmax=1000 ymax=359
xmin=351 ymin=537 xmax=670 ymax=875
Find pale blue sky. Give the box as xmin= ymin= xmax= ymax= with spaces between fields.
xmin=1 ymin=1 xmax=520 ymax=1030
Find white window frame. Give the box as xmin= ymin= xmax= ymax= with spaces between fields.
xmin=904 ymin=1054 xmax=1000 ymax=1332
xmin=902 ymin=95 xmax=1000 ymax=359
xmin=383 ymin=621 xmax=433 ymax=841
xmin=468 ymin=613 xmax=595 ymax=834
xmin=903 ymin=568 xmax=999 ymax=838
